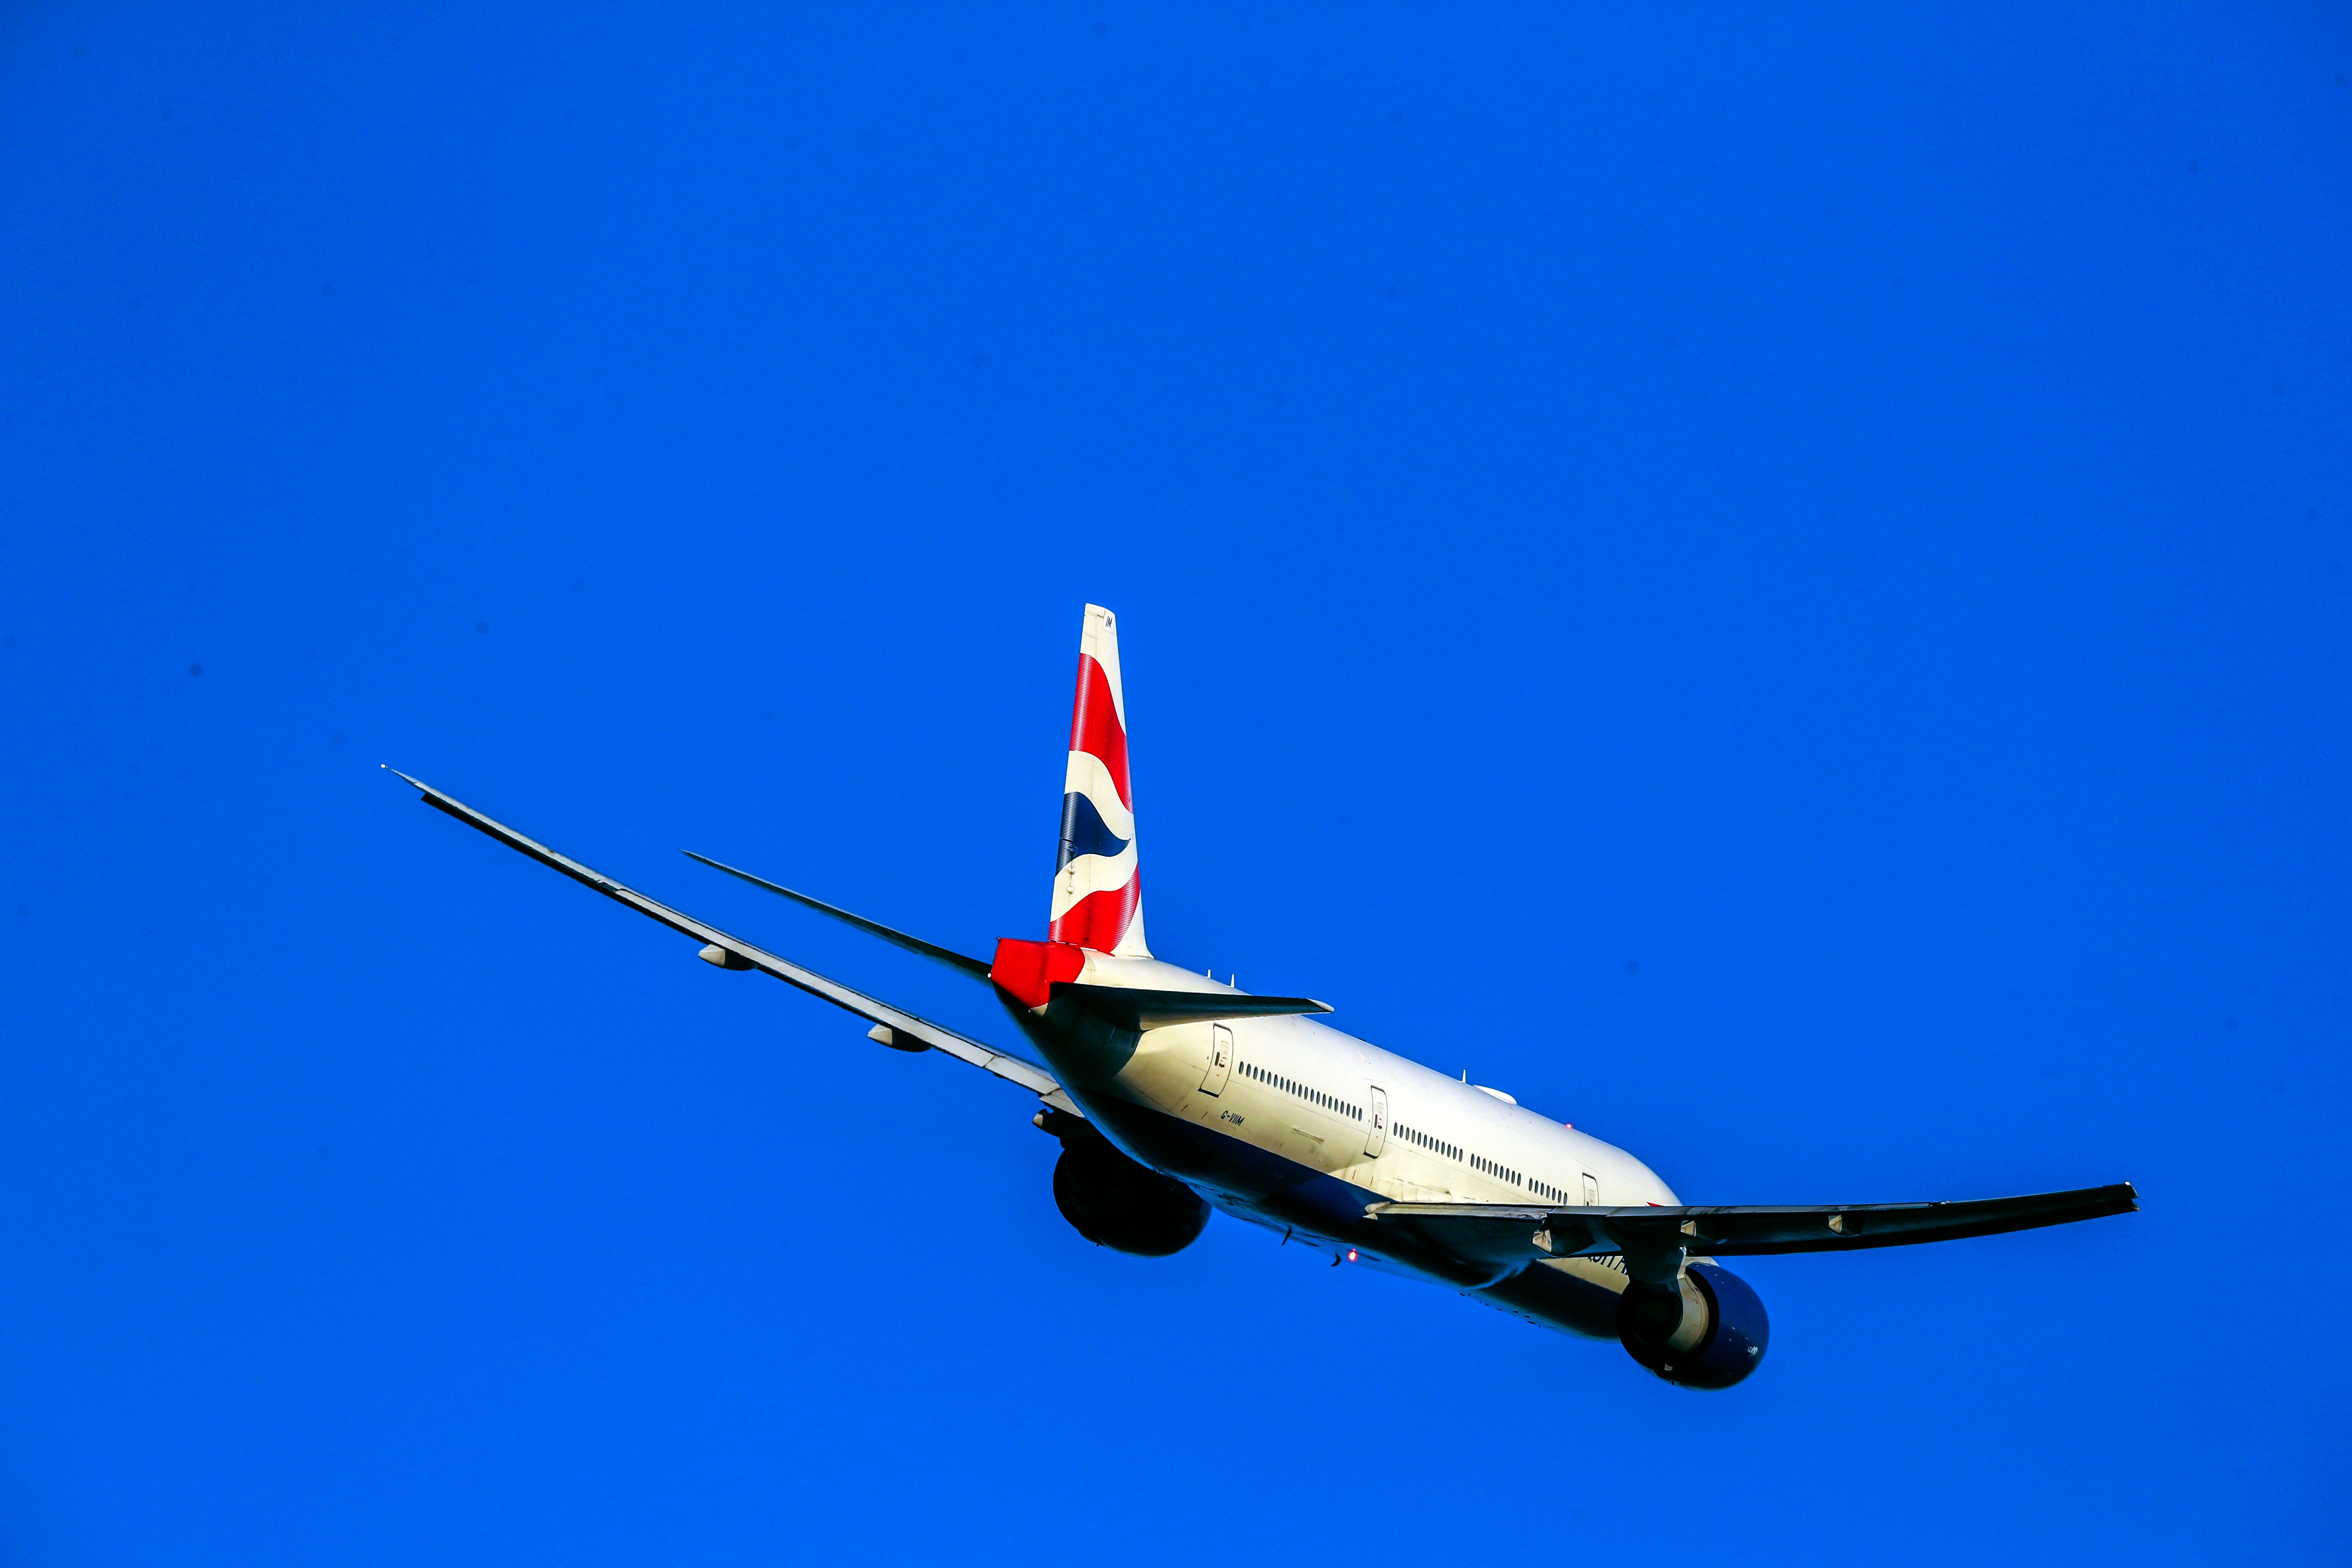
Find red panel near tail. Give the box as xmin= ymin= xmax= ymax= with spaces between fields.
xmin=991 ymin=938 xmax=1086 ymax=1010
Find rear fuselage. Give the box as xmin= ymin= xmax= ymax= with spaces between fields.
xmin=1003 ymin=952 xmax=1678 ymax=1338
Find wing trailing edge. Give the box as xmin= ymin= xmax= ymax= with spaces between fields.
xmin=1368 ymin=1182 xmax=2137 ymax=1265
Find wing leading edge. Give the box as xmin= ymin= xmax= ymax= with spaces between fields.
xmin=1368 ymin=1182 xmax=2137 ymax=1265
xmin=384 ymin=768 xmax=1078 ymax=1115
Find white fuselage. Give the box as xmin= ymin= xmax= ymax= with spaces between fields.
xmin=1060 ymin=954 xmax=1679 ymax=1219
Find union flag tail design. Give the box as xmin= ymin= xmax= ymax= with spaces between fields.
xmin=1050 ymin=604 xmax=1149 ymax=957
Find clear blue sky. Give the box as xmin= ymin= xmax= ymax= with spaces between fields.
xmin=2 ymin=3 xmax=2346 ymax=1562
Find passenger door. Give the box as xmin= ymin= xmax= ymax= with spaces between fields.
xmin=1364 ymin=1086 xmax=1388 ymax=1157
xmin=1200 ymin=1024 xmax=1233 ymax=1097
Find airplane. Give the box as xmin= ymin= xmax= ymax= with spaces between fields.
xmin=385 ymin=603 xmax=2135 ymax=1389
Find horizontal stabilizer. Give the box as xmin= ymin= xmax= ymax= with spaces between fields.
xmin=1052 ymin=983 xmax=1332 ymax=1031
xmin=1368 ymin=1182 xmax=2137 ymax=1264
xmin=683 ymin=851 xmax=992 ymax=980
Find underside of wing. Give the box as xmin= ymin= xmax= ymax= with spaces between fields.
xmin=386 ymin=769 xmax=1079 ymax=1116
xmin=1368 ymin=1182 xmax=2137 ymax=1265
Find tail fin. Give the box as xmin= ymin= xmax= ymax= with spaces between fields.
xmin=1050 ymin=604 xmax=1149 ymax=956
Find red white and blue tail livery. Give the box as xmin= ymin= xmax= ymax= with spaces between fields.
xmin=1051 ymin=605 xmax=1147 ymax=958
xmin=384 ymin=604 xmax=2135 ymax=1389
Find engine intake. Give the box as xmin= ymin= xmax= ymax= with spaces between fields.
xmin=1616 ymin=1262 xmax=1770 ymax=1389
xmin=1049 ymin=1139 xmax=1209 ymax=1257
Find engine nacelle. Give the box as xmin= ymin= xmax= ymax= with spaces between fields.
xmin=1616 ymin=1262 xmax=1770 ymax=1389
xmin=1051 ymin=1143 xmax=1210 ymax=1257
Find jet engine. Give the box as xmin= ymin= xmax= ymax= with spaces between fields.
xmin=1050 ymin=1138 xmax=1209 ymax=1256
xmin=1615 ymin=1261 xmax=1770 ymax=1389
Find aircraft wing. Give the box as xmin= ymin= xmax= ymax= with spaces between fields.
xmin=384 ymin=769 xmax=1079 ymax=1116
xmin=1367 ymin=1182 xmax=2136 ymax=1263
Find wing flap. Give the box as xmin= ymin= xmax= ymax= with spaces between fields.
xmin=1660 ymin=1183 xmax=2140 ymax=1255
xmin=1368 ymin=1182 xmax=2137 ymax=1264
xmin=388 ymin=769 xmax=1076 ymax=1114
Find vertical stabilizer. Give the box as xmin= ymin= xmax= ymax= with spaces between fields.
xmin=1050 ymin=605 xmax=1149 ymax=956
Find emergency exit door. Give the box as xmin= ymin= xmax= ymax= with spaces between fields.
xmin=1365 ymin=1086 xmax=1388 ymax=1156
xmin=1200 ymin=1025 xmax=1233 ymax=1096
